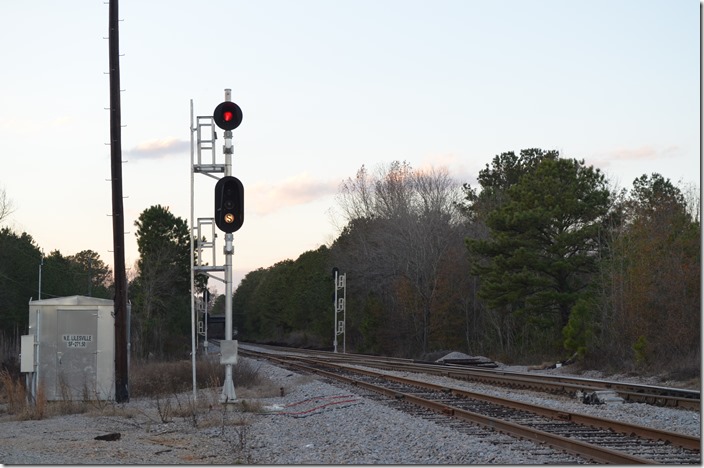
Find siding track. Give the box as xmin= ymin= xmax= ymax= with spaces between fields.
xmin=239 ymin=343 xmax=700 ymax=409
xmin=238 ymin=345 xmax=700 ymax=464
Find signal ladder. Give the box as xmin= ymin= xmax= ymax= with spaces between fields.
xmin=190 ymin=109 xmax=225 ymax=352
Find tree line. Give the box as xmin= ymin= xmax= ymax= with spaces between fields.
xmin=233 ymin=150 xmax=700 ymax=373
xmin=0 ymin=231 xmax=112 ymax=336
xmin=1 ymin=148 xmax=700 ymax=374
xmin=0 ymin=203 xmax=196 ymax=361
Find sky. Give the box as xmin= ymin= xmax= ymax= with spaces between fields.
xmin=0 ymin=0 xmax=700 ymax=292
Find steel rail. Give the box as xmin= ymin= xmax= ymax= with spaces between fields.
xmin=361 ymin=360 xmax=701 ymax=410
xmin=285 ymin=355 xmax=701 ymax=452
xmin=239 ymin=343 xmax=699 ymax=409
xmin=251 ymin=352 xmax=655 ymax=464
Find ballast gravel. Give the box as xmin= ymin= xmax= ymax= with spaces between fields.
xmin=0 ymin=355 xmax=699 ymax=465
xmin=249 ymin=364 xmax=582 ymax=464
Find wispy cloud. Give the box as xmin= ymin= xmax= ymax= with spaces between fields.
xmin=125 ymin=138 xmax=190 ymax=160
xmin=590 ymin=145 xmax=683 ymax=167
xmin=50 ymin=116 xmax=73 ymax=127
xmin=249 ymin=173 xmax=339 ymax=215
xmin=418 ymin=152 xmax=478 ymax=185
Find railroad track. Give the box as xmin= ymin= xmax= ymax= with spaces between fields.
xmin=237 ymin=346 xmax=700 ymax=464
xmin=236 ymin=343 xmax=700 ymax=410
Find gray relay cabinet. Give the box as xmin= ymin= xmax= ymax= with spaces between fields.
xmin=22 ymin=296 xmax=118 ymax=401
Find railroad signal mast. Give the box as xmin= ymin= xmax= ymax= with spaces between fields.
xmin=189 ymin=88 xmax=244 ymax=404
xmin=332 ymin=267 xmax=347 ymax=353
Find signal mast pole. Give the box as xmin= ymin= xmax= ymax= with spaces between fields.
xmin=221 ymin=89 xmax=236 ymax=403
xmin=192 ymin=89 xmax=243 ymax=404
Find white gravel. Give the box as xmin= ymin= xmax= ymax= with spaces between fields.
xmin=0 ymin=354 xmax=699 ymax=464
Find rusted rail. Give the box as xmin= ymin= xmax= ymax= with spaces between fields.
xmin=240 ymin=343 xmax=700 ymax=410
xmin=239 ymin=347 xmax=700 ymax=464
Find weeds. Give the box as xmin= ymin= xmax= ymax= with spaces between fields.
xmin=220 ymin=407 xmax=253 ymax=464
xmin=228 ymin=422 xmax=253 ymax=464
xmin=129 ymin=356 xmax=225 ymax=397
xmin=239 ymin=399 xmax=263 ymax=413
xmin=129 ymin=357 xmax=267 ymax=401
xmin=0 ymin=369 xmax=25 ymax=414
xmin=165 ymin=393 xmax=203 ymax=428
xmin=0 ymin=332 xmax=20 ymax=381
xmin=55 ymin=374 xmax=89 ymax=415
xmin=1 ymin=355 xmax=269 ymax=463
xmin=155 ymin=395 xmax=173 ymax=423
xmin=82 ymin=382 xmax=114 ymax=412
xmin=0 ymin=370 xmax=46 ymax=420
xmin=33 ymin=382 xmax=46 ymax=419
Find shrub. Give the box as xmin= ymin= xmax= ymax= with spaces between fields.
xmin=633 ymin=335 xmax=648 ymax=367
xmin=129 ymin=357 xmax=263 ymax=398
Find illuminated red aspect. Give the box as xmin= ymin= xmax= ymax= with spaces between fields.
xmin=213 ymin=101 xmax=242 ymax=130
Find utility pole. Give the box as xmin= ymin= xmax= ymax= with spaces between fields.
xmin=108 ymin=0 xmax=129 ymax=403
xmin=88 ymin=258 xmax=93 ymax=297
xmin=38 ymin=255 xmax=43 ymax=300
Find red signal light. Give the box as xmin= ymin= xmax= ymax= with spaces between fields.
xmin=213 ymin=101 xmax=242 ymax=130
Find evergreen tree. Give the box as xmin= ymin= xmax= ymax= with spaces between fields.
xmin=130 ymin=205 xmax=191 ymax=358
xmin=0 ymin=229 xmax=41 ymax=335
xmin=233 ymin=247 xmax=332 ymax=348
xmin=41 ymin=250 xmax=111 ymax=299
xmin=468 ymin=153 xmax=611 ymax=349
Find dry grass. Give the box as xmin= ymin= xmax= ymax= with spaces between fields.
xmin=0 ymin=332 xmax=20 ymax=378
xmin=0 ymin=369 xmax=25 ymax=414
xmin=1 ymin=355 xmax=273 ymax=423
xmin=0 ymin=370 xmax=47 ymax=420
xmin=129 ymin=356 xmax=264 ymax=398
xmin=1 ymin=353 xmax=274 ymax=463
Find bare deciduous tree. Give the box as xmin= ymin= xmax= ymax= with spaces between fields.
xmin=0 ymin=185 xmax=15 ymax=225
xmin=332 ymin=161 xmax=471 ymax=355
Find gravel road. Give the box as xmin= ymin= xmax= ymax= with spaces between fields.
xmin=0 ymin=357 xmax=699 ymax=464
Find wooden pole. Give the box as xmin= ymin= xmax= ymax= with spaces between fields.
xmin=109 ymin=0 xmax=129 ymax=403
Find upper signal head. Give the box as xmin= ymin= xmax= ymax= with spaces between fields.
xmin=213 ymin=101 xmax=243 ymax=130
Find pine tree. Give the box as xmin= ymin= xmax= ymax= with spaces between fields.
xmin=468 ymin=154 xmax=611 ymax=343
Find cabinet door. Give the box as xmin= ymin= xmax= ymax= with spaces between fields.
xmin=57 ymin=309 xmax=98 ymax=400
